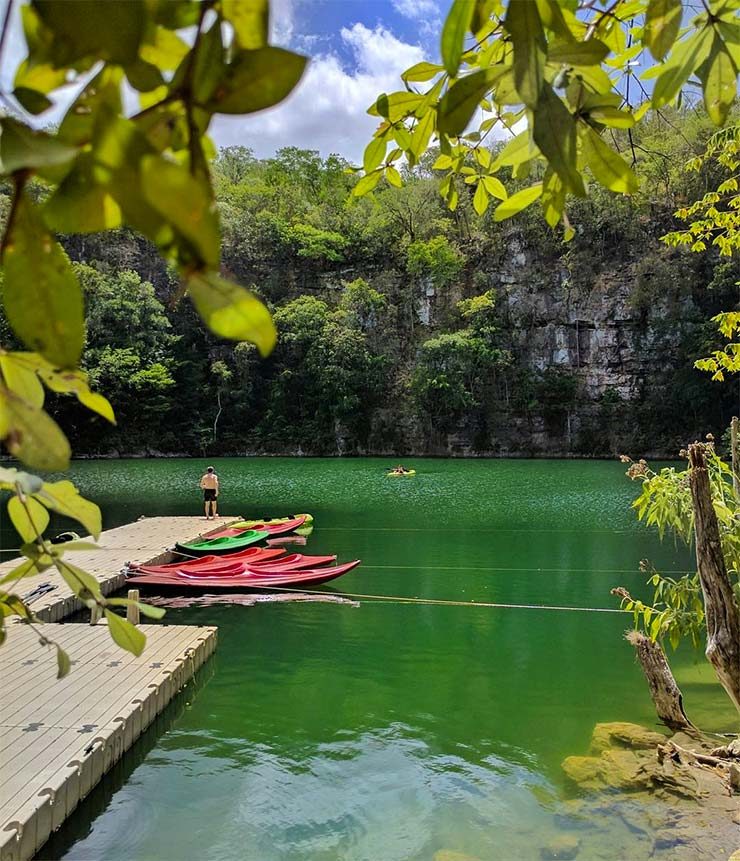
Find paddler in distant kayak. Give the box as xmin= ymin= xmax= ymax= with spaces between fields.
xmin=199 ymin=466 xmax=219 ymax=520
xmin=391 ymin=465 xmax=411 ymax=475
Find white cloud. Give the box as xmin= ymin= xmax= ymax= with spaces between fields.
xmin=392 ymin=0 xmax=439 ymax=21
xmin=212 ymin=23 xmax=426 ymax=162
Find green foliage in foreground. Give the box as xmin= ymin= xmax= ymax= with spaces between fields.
xmin=355 ymin=0 xmax=740 ymax=235
xmin=615 ymin=447 xmax=740 ymax=651
xmin=0 ymin=0 xmax=306 ymax=665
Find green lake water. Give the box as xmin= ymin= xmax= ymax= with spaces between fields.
xmin=13 ymin=457 xmax=734 ymax=861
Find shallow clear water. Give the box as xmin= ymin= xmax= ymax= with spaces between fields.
xmin=17 ymin=457 xmax=733 ymax=860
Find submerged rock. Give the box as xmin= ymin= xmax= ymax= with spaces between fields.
xmin=589 ymin=722 xmax=668 ymax=754
xmin=541 ymin=834 xmax=580 ymax=859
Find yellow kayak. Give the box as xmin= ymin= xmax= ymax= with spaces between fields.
xmin=387 ymin=470 xmax=416 ymax=477
xmin=233 ymin=513 xmax=314 ymax=529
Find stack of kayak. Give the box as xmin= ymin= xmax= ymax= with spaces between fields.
xmin=128 ymin=514 xmax=360 ymax=591
xmin=174 ymin=515 xmax=310 ymax=556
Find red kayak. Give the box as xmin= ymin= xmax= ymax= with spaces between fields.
xmin=131 ymin=552 xmax=336 ymax=579
xmin=130 ymin=560 xmax=361 ymax=590
xmin=206 ymin=516 xmax=307 ymax=540
xmin=129 ymin=546 xmax=286 ymax=574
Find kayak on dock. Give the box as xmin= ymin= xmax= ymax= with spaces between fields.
xmin=175 ymin=529 xmax=269 ymax=556
xmin=205 ymin=516 xmax=308 ymax=540
xmin=129 ymin=552 xmax=337 ymax=579
xmin=131 ymin=559 xmax=361 ymax=590
xmin=128 ymin=546 xmax=287 ymax=573
xmin=232 ymin=513 xmax=314 ymax=529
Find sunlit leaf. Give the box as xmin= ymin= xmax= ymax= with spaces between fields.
xmin=505 ymin=0 xmax=546 ymax=107
xmin=45 ymin=154 xmax=123 ymax=234
xmin=188 ymin=272 xmax=277 ymax=356
xmin=35 ymin=480 xmax=102 ymax=539
xmin=473 ymin=181 xmax=489 ymax=216
xmin=222 ymin=0 xmax=269 ymax=50
xmin=0 ymin=387 xmax=71 ymax=472
xmin=493 ymin=183 xmax=543 ymax=221
xmin=141 ymin=155 xmax=220 ymax=268
xmin=438 ymin=69 xmax=502 ymax=136
xmin=532 ymin=84 xmax=584 ymax=195
xmin=0 ymin=119 xmax=76 ymax=174
xmin=8 ymin=495 xmax=49 ymax=543
xmin=402 ymin=62 xmax=444 ymax=83
xmin=644 ymin=0 xmax=682 ymax=60
xmin=0 ymin=355 xmax=44 ymax=409
xmin=1 ymin=193 xmax=84 ymax=368
xmin=207 ymin=47 xmax=307 ymax=114
xmin=363 ymin=137 xmax=387 ymax=173
xmin=548 ymin=39 xmax=609 ymax=66
xmin=581 ymin=125 xmax=639 ymax=194
xmin=104 ymin=609 xmax=146 ymax=656
xmin=698 ymin=36 xmax=737 ymax=126
xmin=441 ymin=0 xmax=475 ymax=77
xmin=56 ymin=646 xmax=71 ymax=679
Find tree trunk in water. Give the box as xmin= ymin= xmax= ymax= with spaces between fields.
xmin=625 ymin=630 xmax=694 ymax=730
xmin=688 ymin=443 xmax=740 ymax=716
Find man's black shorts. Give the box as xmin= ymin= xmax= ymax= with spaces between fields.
xmin=203 ymin=489 xmax=217 ymax=502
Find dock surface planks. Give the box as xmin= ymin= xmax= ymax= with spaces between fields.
xmin=0 ymin=623 xmax=217 ymax=861
xmin=0 ymin=516 xmax=227 ymax=860
xmin=0 ymin=516 xmax=233 ymax=622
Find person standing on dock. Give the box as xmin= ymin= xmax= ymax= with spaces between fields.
xmin=199 ymin=467 xmax=219 ymax=520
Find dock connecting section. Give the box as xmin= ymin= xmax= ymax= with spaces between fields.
xmin=0 ymin=517 xmax=225 ymax=861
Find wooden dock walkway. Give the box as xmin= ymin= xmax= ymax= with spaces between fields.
xmin=0 ymin=623 xmax=217 ymax=861
xmin=0 ymin=516 xmax=230 ymax=622
xmin=0 ymin=516 xmax=227 ymax=860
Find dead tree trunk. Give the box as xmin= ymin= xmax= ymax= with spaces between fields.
xmin=688 ymin=443 xmax=740 ymax=716
xmin=625 ymin=630 xmax=694 ymax=730
xmin=732 ymin=417 xmax=740 ymax=497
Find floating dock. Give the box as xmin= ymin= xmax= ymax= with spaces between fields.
xmin=0 ymin=517 xmax=225 ymax=861
xmin=0 ymin=516 xmax=228 ymax=621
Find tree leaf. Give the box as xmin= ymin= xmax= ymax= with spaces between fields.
xmin=32 ymin=0 xmax=146 ymax=66
xmin=207 ymin=47 xmax=307 ymax=114
xmin=505 ymin=0 xmax=546 ymax=107
xmin=644 ymin=0 xmax=683 ymax=60
xmin=581 ymin=126 xmax=639 ymax=194
xmin=140 ymin=26 xmax=190 ymax=70
xmin=8 ymin=495 xmax=49 ymax=543
xmin=652 ymin=27 xmax=713 ymax=108
xmin=402 ymin=62 xmax=444 ymax=83
xmin=188 ymin=273 xmax=277 ymax=356
xmin=542 ymin=169 xmax=565 ymax=228
xmin=473 ymin=181 xmax=489 ymax=216
xmin=352 ymin=170 xmax=383 ymax=196
xmin=386 ymin=165 xmax=403 ymax=187
xmin=532 ymin=83 xmax=584 ymax=195
xmin=56 ymin=645 xmax=71 ymax=679
xmin=0 ymin=356 xmax=44 ymax=409
xmin=493 ymin=183 xmax=543 ymax=221
xmin=587 ymin=106 xmax=636 ymax=128
xmin=104 ymin=609 xmax=146 ymax=657
xmin=45 ymin=154 xmax=123 ymax=234
xmin=0 ymin=387 xmax=71 ymax=472
xmin=481 ymin=175 xmax=508 ymax=200
xmin=222 ymin=0 xmax=269 ymax=50
xmin=548 ymin=38 xmax=610 ymax=66
xmin=363 ymin=137 xmax=387 ymax=173
xmin=369 ymin=92 xmax=425 ymax=122
xmin=410 ymin=109 xmax=435 ymax=157
xmin=438 ymin=69 xmax=501 ymax=135
xmin=492 ymin=131 xmax=539 ymax=168
xmin=76 ymin=390 xmax=116 ymax=424
xmin=107 ymin=597 xmax=166 ymax=619
xmin=35 ymin=480 xmax=102 ymax=539
xmin=0 ymin=119 xmax=76 ymax=174
xmin=698 ymin=36 xmax=737 ymax=126
xmin=441 ymin=0 xmax=475 ymax=77
xmin=1 ymin=193 xmax=84 ymax=368
xmin=141 ymin=155 xmax=220 ymax=268
xmin=58 ymin=560 xmax=103 ymax=600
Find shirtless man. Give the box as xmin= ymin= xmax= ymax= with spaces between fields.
xmin=199 ymin=466 xmax=219 ymax=520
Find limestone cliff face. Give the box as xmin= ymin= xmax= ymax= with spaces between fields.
xmin=381 ymin=231 xmax=735 ymax=459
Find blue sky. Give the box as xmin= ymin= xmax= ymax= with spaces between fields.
xmin=213 ymin=0 xmax=446 ymax=161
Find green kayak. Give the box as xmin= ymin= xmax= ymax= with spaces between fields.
xmin=175 ymin=529 xmax=269 ymax=557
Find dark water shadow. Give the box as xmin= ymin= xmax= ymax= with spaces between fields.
xmin=35 ymin=659 xmax=215 ymax=860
